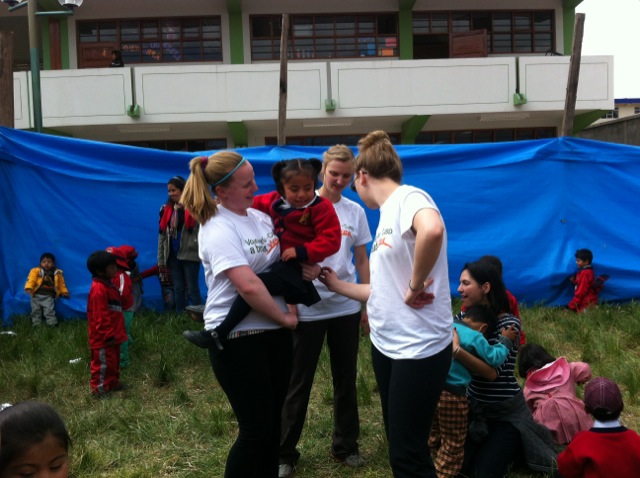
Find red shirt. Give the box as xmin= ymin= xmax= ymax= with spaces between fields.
xmin=87 ymin=277 xmax=128 ymax=349
xmin=252 ymin=191 xmax=341 ymax=263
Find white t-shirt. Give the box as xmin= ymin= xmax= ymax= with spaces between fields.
xmin=297 ymin=195 xmax=372 ymax=321
xmin=367 ymin=185 xmax=452 ymax=360
xmin=199 ymin=205 xmax=288 ymax=332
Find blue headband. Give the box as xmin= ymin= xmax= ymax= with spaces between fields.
xmin=212 ymin=157 xmax=246 ymax=187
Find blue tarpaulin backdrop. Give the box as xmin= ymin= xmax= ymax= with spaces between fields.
xmin=2 ymin=126 xmax=639 ymax=325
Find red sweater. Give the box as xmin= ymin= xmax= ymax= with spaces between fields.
xmin=252 ymin=191 xmax=341 ymax=263
xmin=558 ymin=427 xmax=640 ymax=477
xmin=568 ymin=266 xmax=598 ymax=312
xmin=112 ymin=270 xmax=134 ymax=311
xmin=87 ymin=277 xmax=128 ymax=349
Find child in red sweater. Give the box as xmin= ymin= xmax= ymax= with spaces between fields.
xmin=86 ymin=251 xmax=128 ymax=397
xmin=185 ymin=158 xmax=340 ymax=350
xmin=106 ymin=246 xmax=134 ymax=368
xmin=558 ymin=377 xmax=640 ymax=477
xmin=568 ymin=249 xmax=599 ymax=312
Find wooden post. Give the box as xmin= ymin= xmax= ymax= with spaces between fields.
xmin=277 ymin=14 xmax=289 ymax=146
xmin=561 ymin=13 xmax=585 ymax=137
xmin=0 ymin=31 xmax=14 ymax=128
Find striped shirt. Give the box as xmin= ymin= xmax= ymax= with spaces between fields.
xmin=461 ymin=311 xmax=522 ymax=403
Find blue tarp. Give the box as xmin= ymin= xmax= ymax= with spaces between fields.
xmin=2 ymin=126 xmax=639 ymax=325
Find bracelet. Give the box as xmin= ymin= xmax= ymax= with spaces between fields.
xmin=408 ymin=280 xmax=423 ymax=292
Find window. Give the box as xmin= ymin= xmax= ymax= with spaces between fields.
xmin=412 ymin=10 xmax=553 ymax=54
xmin=415 ymin=128 xmax=556 ymax=144
xmin=78 ymin=17 xmax=223 ymax=64
xmin=603 ymin=108 xmax=619 ymax=119
xmin=265 ymin=133 xmax=400 ymax=146
xmin=251 ymin=13 xmax=398 ymax=61
xmin=119 ymin=138 xmax=228 ymax=151
xmin=634 ymin=106 xmax=640 ymax=115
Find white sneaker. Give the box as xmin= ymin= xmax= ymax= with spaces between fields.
xmin=278 ymin=463 xmax=293 ymax=478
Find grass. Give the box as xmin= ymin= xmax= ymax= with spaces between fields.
xmin=1 ymin=301 xmax=639 ymax=477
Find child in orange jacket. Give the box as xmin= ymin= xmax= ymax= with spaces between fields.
xmin=24 ymin=252 xmax=69 ymax=327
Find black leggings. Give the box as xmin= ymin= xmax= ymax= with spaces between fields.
xmin=208 ymin=328 xmax=293 ymax=478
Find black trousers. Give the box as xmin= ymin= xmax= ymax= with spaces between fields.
xmin=279 ymin=311 xmax=361 ymax=464
xmin=372 ymin=342 xmax=452 ymax=478
xmin=209 ymin=328 xmax=293 ymax=478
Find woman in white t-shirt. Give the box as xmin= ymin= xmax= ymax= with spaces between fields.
xmin=180 ymin=151 xmax=298 ymax=478
xmin=320 ymin=131 xmax=452 ymax=478
xmin=278 ymin=145 xmax=371 ymax=477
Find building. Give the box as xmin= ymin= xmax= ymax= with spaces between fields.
xmin=1 ymin=0 xmax=613 ymax=149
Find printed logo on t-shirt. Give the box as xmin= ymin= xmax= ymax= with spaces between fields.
xmin=342 ymin=223 xmax=355 ymax=239
xmin=371 ymin=228 xmax=393 ymax=253
xmin=245 ymin=233 xmax=279 ymax=255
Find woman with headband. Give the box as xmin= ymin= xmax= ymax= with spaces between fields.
xmin=157 ymin=175 xmax=203 ymax=312
xmin=180 ymin=152 xmax=298 ymax=478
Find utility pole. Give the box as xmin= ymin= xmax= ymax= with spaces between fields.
xmin=277 ymin=14 xmax=289 ymax=146
xmin=561 ymin=13 xmax=585 ymax=137
xmin=0 ymin=31 xmax=14 ymax=127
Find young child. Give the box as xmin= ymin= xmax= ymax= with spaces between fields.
xmin=86 ymin=250 xmax=128 ymax=397
xmin=518 ymin=343 xmax=593 ymax=445
xmin=184 ymin=158 xmax=341 ymax=350
xmin=0 ymin=401 xmax=71 ymax=478
xmin=568 ymin=248 xmax=598 ymax=312
xmin=558 ymin=377 xmax=640 ymax=477
xmin=24 ymin=252 xmax=70 ymax=327
xmin=105 ymin=246 xmax=134 ymax=369
xmin=429 ymin=305 xmax=518 ymax=478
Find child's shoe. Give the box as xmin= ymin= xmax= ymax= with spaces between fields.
xmin=183 ymin=329 xmax=224 ymax=351
xmin=186 ymin=305 xmax=205 ymax=323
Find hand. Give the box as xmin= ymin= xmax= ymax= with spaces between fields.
xmin=281 ymin=311 xmax=298 ymax=330
xmin=300 ymin=263 xmax=321 ymax=281
xmin=501 ymin=324 xmax=519 ymax=342
xmin=318 ymin=266 xmax=339 ymax=291
xmin=360 ymin=308 xmax=370 ymax=336
xmin=403 ymin=277 xmax=435 ymax=309
xmin=452 ymin=327 xmax=461 ymax=349
xmin=25 ymin=289 xmax=33 ymax=297
xmin=62 ymin=294 xmax=70 ymax=299
xmin=281 ymin=247 xmax=297 ymax=262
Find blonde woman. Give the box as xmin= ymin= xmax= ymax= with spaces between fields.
xmin=181 ymin=152 xmax=297 ymax=478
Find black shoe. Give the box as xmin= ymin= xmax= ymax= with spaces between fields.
xmin=182 ymin=330 xmax=224 ymax=350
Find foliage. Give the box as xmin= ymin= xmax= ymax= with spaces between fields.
xmin=1 ymin=302 xmax=639 ymax=477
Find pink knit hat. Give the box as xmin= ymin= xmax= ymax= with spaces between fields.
xmin=584 ymin=377 xmax=623 ymax=415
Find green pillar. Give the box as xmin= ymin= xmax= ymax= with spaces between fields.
xmin=228 ymin=122 xmax=248 ymax=147
xmin=398 ymin=0 xmax=416 ymax=60
xmin=227 ymin=0 xmax=244 ymax=64
xmin=401 ymin=115 xmax=430 ymax=144
xmin=563 ymin=0 xmax=584 ymax=54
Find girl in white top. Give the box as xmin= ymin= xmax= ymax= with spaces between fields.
xmin=320 ymin=131 xmax=452 ymax=478
xmin=180 ymin=151 xmax=297 ymax=478
xmin=279 ymin=145 xmax=371 ymax=474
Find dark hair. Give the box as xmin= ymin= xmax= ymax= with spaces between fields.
xmin=575 ymin=248 xmax=593 ymax=263
xmin=464 ymin=304 xmax=498 ymax=337
xmin=479 ymin=255 xmax=503 ymax=276
xmin=462 ymin=260 xmax=510 ymax=316
xmin=86 ymin=250 xmax=116 ymax=277
xmin=271 ymin=159 xmax=322 ymax=197
xmin=517 ymin=343 xmax=557 ymax=378
xmin=0 ymin=401 xmax=71 ymax=473
xmin=168 ymin=176 xmax=186 ymax=191
xmin=40 ymin=252 xmax=56 ymax=263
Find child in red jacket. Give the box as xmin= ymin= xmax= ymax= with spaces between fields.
xmin=106 ymin=246 xmax=135 ymax=368
xmin=568 ymin=249 xmax=599 ymax=312
xmin=86 ymin=251 xmax=128 ymax=397
xmin=558 ymin=377 xmax=640 ymax=477
xmin=184 ymin=158 xmax=340 ymax=350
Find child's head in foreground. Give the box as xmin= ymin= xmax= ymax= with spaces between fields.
xmin=0 ymin=401 xmax=71 ymax=478
xmin=584 ymin=376 xmax=624 ymax=422
xmin=575 ymin=248 xmax=593 ymax=267
xmin=462 ymin=304 xmax=498 ymax=338
xmin=87 ymin=250 xmax=118 ymax=279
